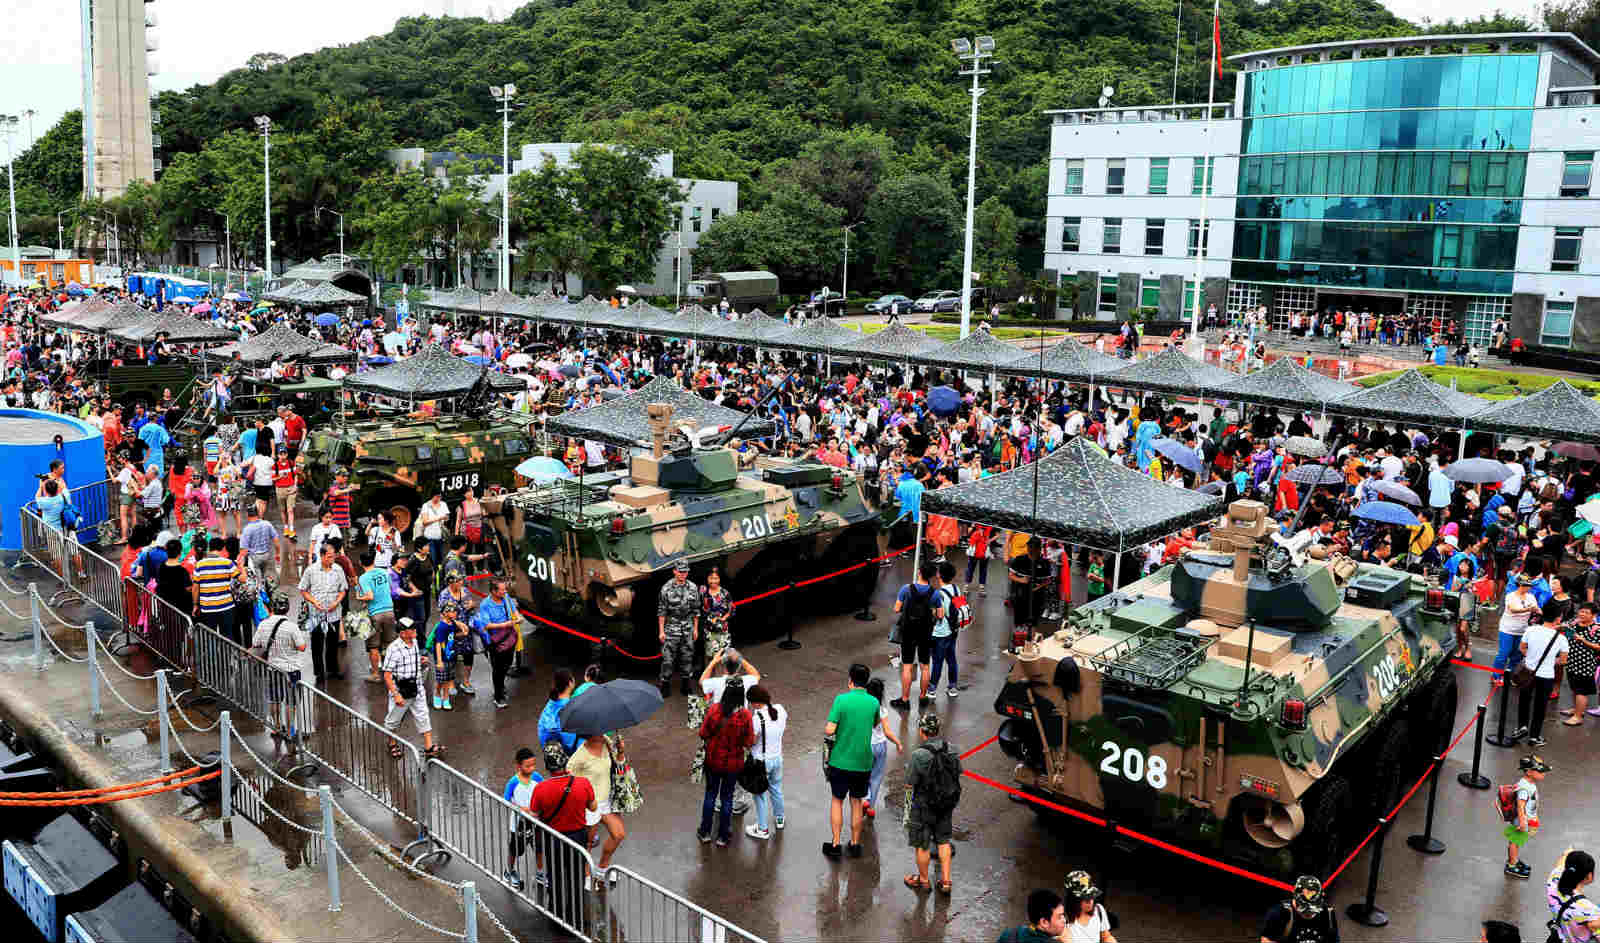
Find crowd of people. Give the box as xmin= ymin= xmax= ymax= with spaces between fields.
xmin=10 ymin=277 xmax=1600 ymax=940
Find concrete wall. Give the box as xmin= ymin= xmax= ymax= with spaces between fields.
xmin=90 ymin=0 xmax=154 ymax=198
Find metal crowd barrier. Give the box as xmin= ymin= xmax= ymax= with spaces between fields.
xmin=422 ymin=759 xmax=597 ymax=939
xmin=297 ymin=683 xmax=425 ymax=827
xmin=601 ymin=866 xmax=766 ymax=943
xmin=64 ymin=478 xmax=114 ymax=547
xmin=191 ymin=622 xmax=296 ymax=730
xmin=19 ymin=505 xmax=125 ymax=628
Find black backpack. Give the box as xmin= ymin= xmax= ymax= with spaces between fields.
xmin=918 ymin=742 xmax=962 ymax=816
xmin=901 ymin=583 xmax=935 ymax=637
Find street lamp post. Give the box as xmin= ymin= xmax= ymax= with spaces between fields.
xmin=951 ymin=36 xmax=995 ymax=340
xmin=1 ymin=116 xmax=19 ymax=288
xmin=488 ymin=84 xmax=517 ymax=293
xmin=842 ymin=223 xmax=858 ymax=313
xmin=215 ymin=211 xmax=230 ymax=294
xmin=22 ymin=110 xmax=34 ymax=149
xmin=316 ymin=206 xmax=344 ymax=262
xmin=253 ymin=115 xmax=272 ymax=281
xmin=57 ymin=211 xmax=68 ymax=254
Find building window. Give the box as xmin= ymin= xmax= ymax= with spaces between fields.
xmin=1098 ymin=275 xmax=1119 ymax=318
xmin=1149 ymin=158 xmax=1169 ymax=195
xmin=1269 ymin=285 xmax=1317 ymax=332
xmin=691 ymin=206 xmax=703 ymax=233
xmin=1065 ymin=160 xmax=1084 ymax=195
xmin=1227 ymin=282 xmax=1262 ymax=320
xmin=711 ymin=207 xmax=722 ymax=224
xmin=1542 ymin=300 xmax=1575 ymax=348
xmin=1144 ymin=219 xmax=1164 ymax=255
xmin=1140 ymin=278 xmax=1161 ymax=313
xmin=1561 ymin=152 xmax=1593 ymax=198
xmin=1192 ymin=156 xmax=1214 ymax=195
xmin=1464 ymin=295 xmax=1509 ymax=348
xmin=1106 ymin=159 xmax=1126 ymax=195
xmin=1103 ymin=218 xmax=1122 ymax=255
xmin=1554 ymin=228 xmax=1583 ymax=272
xmin=1187 ymin=219 xmax=1209 ymax=257
xmin=1062 ymin=217 xmax=1081 ymax=253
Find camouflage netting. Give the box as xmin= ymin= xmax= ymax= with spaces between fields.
xmin=41 ymin=294 xmax=114 ymax=328
xmin=709 ymin=309 xmax=792 ymax=346
xmin=1003 ymin=337 xmax=1126 ymax=384
xmin=1473 ymin=380 xmax=1600 ymax=442
xmin=418 ymin=286 xmax=465 ymax=311
xmin=767 ymin=316 xmax=862 ymax=355
xmin=1220 ymin=357 xmax=1359 ymax=412
xmin=522 ymin=295 xmax=584 ymax=325
xmin=265 ymin=280 xmax=311 ymax=303
xmin=73 ymin=302 xmax=155 ymax=335
xmin=546 ymin=375 xmax=776 ymax=448
xmin=481 ymin=290 xmax=527 ymax=315
xmin=619 ymin=300 xmax=676 ymax=331
xmin=921 ymin=436 xmax=1224 ymax=552
xmin=908 ymin=325 xmax=1028 ymax=371
xmin=1102 ymin=349 xmax=1240 ymax=398
xmin=294 ymin=281 xmax=366 ymax=307
xmin=110 ymin=312 xmax=238 ymax=344
xmin=650 ymin=305 xmax=734 ymax=341
xmin=1332 ymin=367 xmax=1487 ymax=425
xmin=209 ymin=324 xmax=352 ymax=364
xmin=343 ymin=344 xmax=523 ymax=398
xmin=839 ymin=322 xmax=948 ymax=363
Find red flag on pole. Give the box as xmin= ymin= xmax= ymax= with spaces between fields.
xmin=1213 ymin=9 xmax=1223 ymax=79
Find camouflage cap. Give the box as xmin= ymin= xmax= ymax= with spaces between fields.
xmin=1521 ymin=754 xmax=1552 ymax=773
xmin=673 ymin=559 xmax=690 ymax=573
xmin=1063 ymin=870 xmax=1101 ymax=900
xmin=918 ymin=713 xmax=942 ymax=736
xmin=1291 ymin=875 xmax=1326 ymax=915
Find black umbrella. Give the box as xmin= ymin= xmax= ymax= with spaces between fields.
xmin=1284 ymin=436 xmax=1328 ymax=459
xmin=1367 ymin=479 xmax=1421 ymax=506
xmin=1555 ymin=442 xmax=1600 ymax=462
xmin=560 ymin=680 xmax=664 ymax=736
xmin=1288 ymin=464 xmax=1346 ymax=486
xmin=1444 ymin=457 xmax=1511 ymax=484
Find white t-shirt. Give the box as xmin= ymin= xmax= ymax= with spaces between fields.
xmin=871 ymin=706 xmax=889 ymax=746
xmin=1500 ymin=591 xmax=1537 ymax=637
xmin=1521 ymin=624 xmax=1569 ymax=680
xmin=700 ymin=673 xmax=755 ymax=710
xmin=249 ymin=454 xmax=275 ymax=487
xmin=748 ymin=704 xmax=787 ymax=761
xmin=115 ymin=465 xmax=139 ymax=494
xmin=1063 ymin=905 xmax=1112 ymax=943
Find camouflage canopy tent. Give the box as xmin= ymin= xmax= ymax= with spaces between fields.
xmin=109 ymin=312 xmax=238 ymax=345
xmin=1101 ymin=348 xmax=1240 ymax=399
xmin=711 ymin=309 xmax=793 ymax=346
xmin=208 ymin=323 xmax=353 ymax=364
xmin=546 ymin=375 xmax=777 ymax=448
xmin=264 ymin=280 xmax=312 ymax=303
xmin=766 ymin=315 xmax=863 ymax=356
xmin=999 ymin=336 xmax=1123 ymax=384
xmin=1329 ymin=367 xmax=1488 ymax=426
xmin=1472 ymin=379 xmax=1600 ymax=443
xmin=920 ymin=436 xmax=1224 ymax=553
xmin=70 ymin=302 xmax=162 ymax=336
xmin=838 ymin=321 xmax=949 ymax=364
xmin=342 ymin=344 xmax=524 ymax=399
xmin=39 ymin=294 xmax=115 ymax=328
xmin=1219 ymin=356 xmax=1359 ymax=412
xmin=906 ymin=324 xmax=1029 ymax=372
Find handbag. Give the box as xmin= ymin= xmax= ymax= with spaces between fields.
xmin=738 ymin=714 xmax=770 ymax=795
xmin=1511 ymin=631 xmax=1560 ymax=689
xmin=608 ymin=736 xmax=644 ymax=814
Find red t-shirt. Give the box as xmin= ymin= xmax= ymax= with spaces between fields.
xmin=530 ymin=773 xmax=594 ymax=833
xmin=283 ymin=413 xmax=307 ymax=445
xmin=273 ymin=456 xmax=296 ymax=488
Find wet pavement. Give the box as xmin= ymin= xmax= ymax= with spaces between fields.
xmin=9 ymin=527 xmax=1600 ymax=943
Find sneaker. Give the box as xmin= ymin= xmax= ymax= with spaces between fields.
xmin=731 ymin=799 xmax=750 ymax=815
xmin=1511 ymin=725 xmax=1529 ymax=740
xmin=1588 ymin=707 xmax=1600 ymax=717
xmin=1506 ymin=862 xmax=1532 ymax=879
xmin=432 ymin=695 xmax=443 ymax=710
xmin=745 ymin=824 xmax=770 ymax=840
xmin=535 ymin=870 xmax=550 ymax=889
xmin=846 ymin=843 xmax=863 ymax=858
xmin=494 ymin=698 xmax=509 ymax=709
xmin=889 ymin=698 xmax=911 ymax=711
xmin=503 ymin=869 xmax=524 ymax=891
xmin=822 ymin=842 xmax=842 ymax=858
xmin=775 ymin=818 xmax=785 ymax=831
xmin=458 ymin=682 xmax=476 ymax=695
xmin=583 ymin=875 xmax=595 ymax=892
xmin=715 ymin=837 xmax=729 ymax=848
xmin=946 ymin=687 xmax=959 ymax=698
xmin=1528 ymin=735 xmax=1547 ymax=747
xmin=698 ymin=830 xmax=713 ymax=844
xmin=441 ymin=699 xmax=452 ymax=711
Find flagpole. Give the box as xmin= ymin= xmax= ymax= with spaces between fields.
xmin=1188 ymin=0 xmax=1221 ymax=358
xmin=1171 ymin=0 xmax=1183 ymax=105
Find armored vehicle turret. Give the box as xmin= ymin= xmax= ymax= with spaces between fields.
xmin=993 ymin=500 xmax=1459 ymax=877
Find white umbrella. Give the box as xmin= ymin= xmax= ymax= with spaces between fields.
xmin=506 ymin=352 xmax=533 ymax=369
xmin=1578 ymin=501 xmax=1600 ymax=526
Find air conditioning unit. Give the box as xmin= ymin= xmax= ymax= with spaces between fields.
xmin=144 ymin=10 xmax=157 ymax=26
xmin=153 ymin=158 xmax=163 ymax=173
xmin=151 ymin=133 xmax=161 ymax=149
xmin=146 ymin=56 xmax=159 ymax=75
xmin=146 ymin=34 xmax=158 ymax=52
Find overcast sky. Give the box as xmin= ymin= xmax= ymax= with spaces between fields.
xmin=0 ymin=0 xmax=1545 ymax=155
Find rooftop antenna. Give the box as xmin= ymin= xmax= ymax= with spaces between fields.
xmin=1097 ymin=85 xmax=1115 ymax=108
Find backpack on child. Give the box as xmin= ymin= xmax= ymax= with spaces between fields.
xmin=918 ymin=742 xmax=963 ymax=816
xmin=944 ymin=584 xmax=973 ymax=633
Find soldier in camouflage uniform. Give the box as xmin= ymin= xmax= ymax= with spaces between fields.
xmin=658 ymin=560 xmax=701 ymax=697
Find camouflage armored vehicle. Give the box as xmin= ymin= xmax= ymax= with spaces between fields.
xmin=993 ymin=499 xmax=1458 ymax=878
xmin=483 ymin=401 xmax=881 ymax=649
xmin=298 ymin=414 xmax=538 ymax=532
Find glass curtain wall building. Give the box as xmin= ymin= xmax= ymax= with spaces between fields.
xmin=1041 ymin=33 xmax=1600 ymax=351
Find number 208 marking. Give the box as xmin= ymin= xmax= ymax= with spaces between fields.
xmin=738 ymin=516 xmax=770 ymax=539
xmin=1099 ymin=740 xmax=1168 ymax=788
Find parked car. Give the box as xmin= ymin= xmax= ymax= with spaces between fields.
xmin=865 ymin=294 xmax=914 ymax=315
xmin=801 ymin=290 xmax=849 ymax=318
xmin=913 ymin=290 xmax=958 ymax=313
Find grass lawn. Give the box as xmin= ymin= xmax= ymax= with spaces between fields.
xmin=842 ymin=322 xmax=1065 ymax=342
xmin=1353 ymin=365 xmax=1600 ymax=399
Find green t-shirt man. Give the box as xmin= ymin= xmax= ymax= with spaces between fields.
xmin=826 ymin=688 xmax=880 ymax=773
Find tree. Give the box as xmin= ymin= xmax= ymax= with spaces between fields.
xmin=693 ymin=184 xmax=842 ymax=290
xmin=352 ymin=167 xmax=439 ymax=283
xmin=972 ymin=196 xmax=1020 ymax=286
xmin=762 ymin=127 xmax=896 ymax=224
xmin=1544 ymin=0 xmax=1600 ymax=50
xmin=865 ymin=174 xmax=962 ymax=292
xmin=508 ymin=157 xmax=586 ymax=293
xmin=564 ymin=146 xmax=683 ymax=291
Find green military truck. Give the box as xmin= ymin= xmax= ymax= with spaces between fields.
xmin=685 ymin=271 xmax=779 ymax=314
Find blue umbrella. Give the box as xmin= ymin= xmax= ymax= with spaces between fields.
xmin=1352 ymin=500 xmax=1420 ymax=527
xmin=314 ymin=313 xmax=340 ymax=327
xmin=926 ymin=385 xmax=962 ymax=417
xmin=366 ymin=355 xmax=394 ymax=366
xmin=465 ymin=355 xmax=493 ymax=366
xmin=515 ymin=456 xmax=574 ymax=482
xmin=1151 ymin=438 xmax=1205 ymax=475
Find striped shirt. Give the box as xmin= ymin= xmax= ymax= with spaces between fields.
xmin=328 ymin=485 xmax=352 ymax=528
xmin=192 ymin=555 xmax=238 ymax=613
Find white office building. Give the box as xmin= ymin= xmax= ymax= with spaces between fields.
xmin=1042 ymin=32 xmax=1600 ymax=353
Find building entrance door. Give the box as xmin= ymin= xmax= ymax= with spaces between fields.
xmin=1314 ymin=291 xmax=1405 ymax=319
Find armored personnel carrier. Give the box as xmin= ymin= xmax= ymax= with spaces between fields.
xmin=993 ymin=499 xmax=1458 ymax=878
xmin=298 ymin=414 xmax=538 ymax=532
xmin=483 ymin=401 xmax=881 ymax=649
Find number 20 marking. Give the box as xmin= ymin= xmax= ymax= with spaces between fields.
xmin=739 ymin=516 xmax=770 ymax=539
xmin=1099 ymin=740 xmax=1168 ymax=788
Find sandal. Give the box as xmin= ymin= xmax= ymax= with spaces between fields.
xmin=904 ymin=875 xmax=930 ymax=892
xmin=937 ymin=880 xmax=953 ymax=895
xmin=425 ymin=745 xmax=447 ymax=758
xmin=1562 ymin=719 xmax=1584 ymax=726
xmin=389 ymin=742 xmax=403 ymax=759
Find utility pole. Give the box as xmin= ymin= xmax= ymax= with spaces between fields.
xmin=951 ymin=36 xmax=995 ymax=340
xmin=489 ymin=84 xmax=517 ymax=293
xmin=254 ymin=116 xmax=272 ymax=280
xmin=216 ymin=211 xmax=230 ymax=293
xmin=2 ymin=117 xmax=19 ymax=287
xmin=842 ymin=223 xmax=857 ymax=312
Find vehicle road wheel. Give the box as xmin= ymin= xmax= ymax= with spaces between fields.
xmin=810 ymin=526 xmax=881 ymax=615
xmin=1366 ymin=717 xmax=1411 ymax=821
xmin=731 ymin=555 xmax=792 ymax=642
xmin=1293 ymin=774 xmax=1353 ymax=878
xmin=1408 ymin=669 xmax=1458 ymax=766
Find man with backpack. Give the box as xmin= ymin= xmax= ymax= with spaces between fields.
xmin=930 ymin=560 xmax=968 ymax=699
xmin=892 ymin=561 xmax=944 ymax=711
xmin=903 ymin=712 xmax=960 ymax=895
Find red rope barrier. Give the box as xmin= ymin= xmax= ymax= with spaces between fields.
xmin=0 ymin=766 xmax=201 ymax=799
xmin=1451 ymin=658 xmax=1498 ymax=673
xmin=732 ymin=585 xmax=790 ymax=607
xmin=1325 ymin=821 xmax=1383 ymax=886
xmin=960 ymin=734 xmax=998 ymax=760
xmin=1114 ymin=825 xmax=1294 ymax=892
xmin=960 ymin=770 xmax=1108 ymax=827
xmin=0 ymin=771 xmax=220 ymax=807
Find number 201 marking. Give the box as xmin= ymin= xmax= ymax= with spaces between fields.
xmin=1099 ymin=740 xmax=1168 ymax=788
xmin=739 ymin=516 xmax=770 ymax=539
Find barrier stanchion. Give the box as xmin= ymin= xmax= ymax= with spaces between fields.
xmin=1458 ymin=703 xmax=1492 ymax=789
xmin=220 ymin=711 xmax=233 ymax=827
xmin=776 ymin=583 xmax=800 ymax=651
xmin=156 ymin=669 xmax=173 ymax=774
xmin=1406 ymin=755 xmax=1446 ymax=855
xmin=462 ymin=881 xmax=478 ymax=943
xmin=85 ymin=620 xmax=101 ymax=720
xmin=1345 ymin=818 xmax=1391 ymax=927
xmin=320 ymin=784 xmax=341 ymax=912
xmin=28 ymin=582 xmax=42 ymax=671
xmin=1485 ymin=678 xmax=1518 ymax=748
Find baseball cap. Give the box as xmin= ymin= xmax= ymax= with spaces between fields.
xmin=673 ymin=559 xmax=690 ymax=572
xmin=1520 ymin=754 xmax=1552 ymax=773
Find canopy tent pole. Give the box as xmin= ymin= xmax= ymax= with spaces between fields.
xmin=910 ymin=513 xmax=925 ymax=578
xmin=1112 ymin=552 xmax=1122 ymax=594
xmin=1459 ymin=424 xmax=1469 ymax=460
